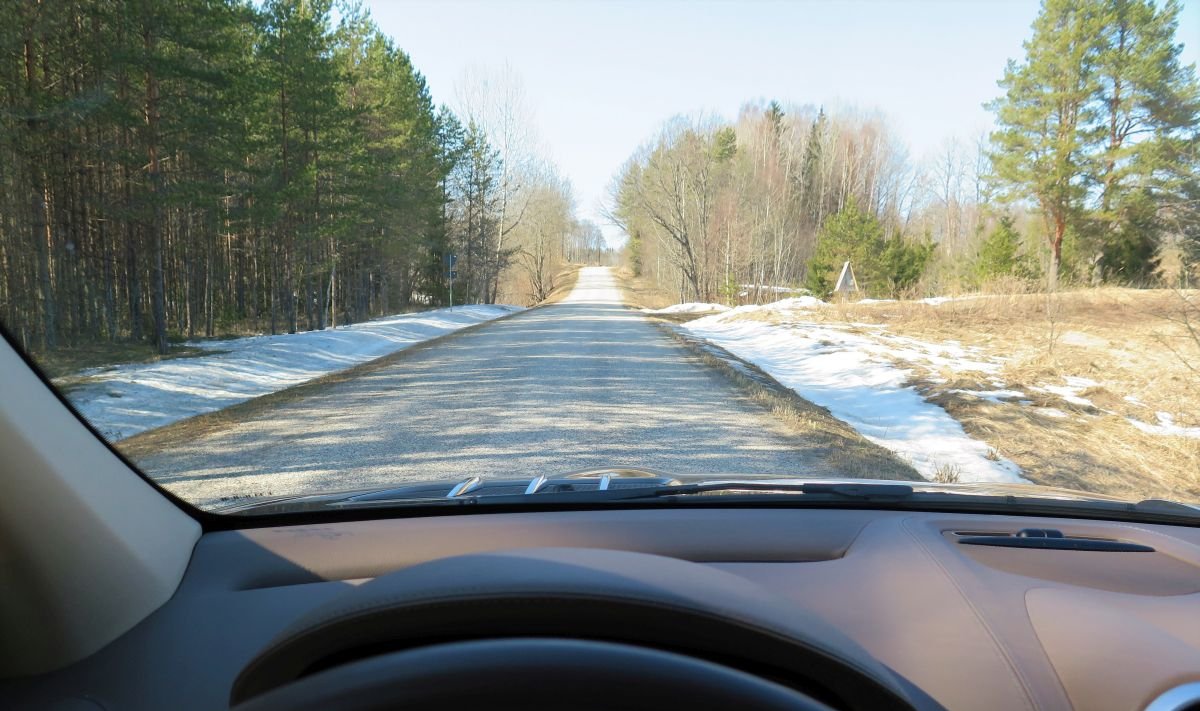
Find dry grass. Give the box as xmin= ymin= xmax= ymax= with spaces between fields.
xmin=539 ymin=263 xmax=584 ymax=305
xmin=615 ymin=266 xmax=677 ymax=311
xmin=932 ymin=463 xmax=962 ymax=484
xmin=759 ymin=288 xmax=1200 ymax=500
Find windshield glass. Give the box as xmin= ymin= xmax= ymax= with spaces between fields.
xmin=2 ymin=0 xmax=1199 ymax=515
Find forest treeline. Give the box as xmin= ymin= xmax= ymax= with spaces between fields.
xmin=0 ymin=0 xmax=598 ymax=355
xmin=615 ymin=0 xmax=1200 ymax=301
xmin=3 ymin=0 xmax=1197 ymax=358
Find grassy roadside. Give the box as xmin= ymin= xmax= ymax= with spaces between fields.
xmin=611 ymin=268 xmax=921 ymax=482
xmin=614 ymin=266 xmax=676 ymax=311
xmin=871 ymin=290 xmax=1200 ymax=500
xmin=540 ymin=263 xmax=583 ymax=305
xmin=699 ymin=289 xmax=1200 ymax=500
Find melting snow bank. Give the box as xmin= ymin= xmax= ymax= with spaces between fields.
xmin=67 ymin=305 xmax=523 ymax=441
xmin=683 ymin=314 xmax=1026 ymax=484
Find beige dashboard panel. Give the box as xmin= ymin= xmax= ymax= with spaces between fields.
xmin=1027 ymin=587 xmax=1200 ymax=710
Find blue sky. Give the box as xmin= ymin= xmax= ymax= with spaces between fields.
xmin=366 ymin=0 xmax=1200 ymax=244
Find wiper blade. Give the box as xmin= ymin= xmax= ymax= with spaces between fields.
xmin=592 ymin=481 xmax=916 ymax=501
xmin=316 ymin=479 xmax=916 ymax=510
xmin=455 ymin=480 xmax=918 ymax=505
xmin=223 ymin=471 xmax=1200 ymax=524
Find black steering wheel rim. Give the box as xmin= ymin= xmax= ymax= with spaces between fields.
xmin=231 ymin=637 xmax=834 ymax=711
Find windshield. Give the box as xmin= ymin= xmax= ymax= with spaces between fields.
xmin=2 ymin=0 xmax=1198 ymax=515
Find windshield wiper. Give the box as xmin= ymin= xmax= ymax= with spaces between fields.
xmin=229 ymin=475 xmax=1200 ymax=526
xmin=566 ymin=481 xmax=917 ymax=502
xmin=316 ymin=480 xmax=916 ymax=510
xmin=411 ymin=480 xmax=920 ymax=506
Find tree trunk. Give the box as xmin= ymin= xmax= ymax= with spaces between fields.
xmin=34 ymin=186 xmax=55 ymax=349
xmin=144 ymin=31 xmax=168 ymax=355
xmin=1048 ymin=212 xmax=1064 ymax=293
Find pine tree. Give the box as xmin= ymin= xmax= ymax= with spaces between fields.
xmin=0 ymin=0 xmax=496 ymax=354
xmin=883 ymin=236 xmax=934 ymax=295
xmin=989 ymin=0 xmax=1199 ymax=289
xmin=987 ymin=0 xmax=1100 ymax=291
xmin=805 ymin=200 xmax=873 ymax=295
xmin=1086 ymin=0 xmax=1200 ymax=282
xmin=974 ymin=215 xmax=1022 ymax=281
xmin=806 ymin=200 xmax=933 ymax=297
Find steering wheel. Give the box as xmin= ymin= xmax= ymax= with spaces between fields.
xmin=229 ymin=548 xmax=932 ymax=711
xmin=232 ymin=637 xmax=829 ymax=710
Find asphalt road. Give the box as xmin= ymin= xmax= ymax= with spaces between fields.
xmin=141 ymin=267 xmax=840 ymax=505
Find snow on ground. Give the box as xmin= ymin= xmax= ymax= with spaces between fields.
xmin=66 ymin=305 xmax=522 ymax=441
xmin=949 ymin=388 xmax=1027 ymax=404
xmin=1128 ymin=412 xmax=1200 ymax=439
xmin=683 ymin=308 xmax=1025 ymax=484
xmin=1035 ymin=407 xmax=1071 ymax=419
xmin=918 ymin=295 xmax=986 ymax=306
xmin=707 ymin=296 xmax=830 ymax=321
xmin=736 ymin=284 xmax=811 ymax=299
xmin=1031 ymin=376 xmax=1099 ymax=408
xmin=643 ymin=303 xmax=731 ymax=314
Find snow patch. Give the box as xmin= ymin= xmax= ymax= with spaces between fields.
xmin=738 ymin=284 xmax=810 ymax=294
xmin=1033 ymin=377 xmax=1099 ymax=408
xmin=950 ymin=389 xmax=1027 ymax=404
xmin=918 ymin=295 xmax=985 ymax=306
xmin=1059 ymin=330 xmax=1109 ymax=348
xmin=643 ymin=303 xmax=730 ymax=314
xmin=1127 ymin=412 xmax=1200 ymax=439
xmin=66 ymin=305 xmax=522 ymax=441
xmin=1035 ymin=407 xmax=1071 ymax=419
xmin=682 ymin=318 xmax=1025 ymax=484
xmin=759 ymin=296 xmax=828 ymax=311
xmin=693 ymin=296 xmax=829 ymax=325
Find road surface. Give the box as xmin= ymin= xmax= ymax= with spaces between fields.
xmin=139 ymin=267 xmax=842 ymax=505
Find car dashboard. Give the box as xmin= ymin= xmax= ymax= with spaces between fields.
xmin=3 ymin=507 xmax=1199 ymax=710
